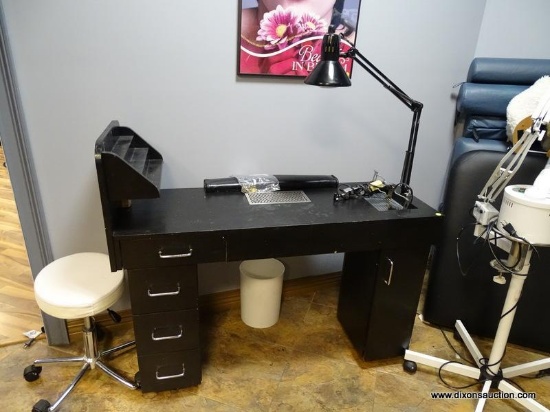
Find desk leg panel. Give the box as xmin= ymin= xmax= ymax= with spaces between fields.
xmin=338 ymin=246 xmax=430 ymax=361
xmin=337 ymin=251 xmax=379 ymax=356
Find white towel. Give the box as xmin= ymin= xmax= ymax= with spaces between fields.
xmin=506 ymin=75 xmax=550 ymax=152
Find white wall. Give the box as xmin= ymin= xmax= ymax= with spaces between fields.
xmin=1 ymin=0 xmax=488 ymax=296
xmin=476 ymin=0 xmax=550 ymax=58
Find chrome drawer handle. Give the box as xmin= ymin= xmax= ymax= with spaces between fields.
xmin=158 ymin=248 xmax=193 ymax=259
xmin=147 ymin=284 xmax=181 ymax=297
xmin=151 ymin=325 xmax=183 ymax=341
xmin=384 ymin=257 xmax=394 ymax=286
xmin=156 ymin=364 xmax=185 ymax=380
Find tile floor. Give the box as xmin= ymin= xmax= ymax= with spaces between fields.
xmin=2 ymin=285 xmax=549 ymax=411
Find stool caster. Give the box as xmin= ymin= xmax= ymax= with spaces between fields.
xmin=23 ymin=365 xmax=42 ymax=382
xmin=403 ymin=359 xmax=417 ymax=374
xmin=32 ymin=399 xmax=51 ymax=412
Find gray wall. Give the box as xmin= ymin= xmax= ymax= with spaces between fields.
xmin=2 ymin=1 xmax=547 ymax=298
xmin=476 ymin=0 xmax=550 ymax=58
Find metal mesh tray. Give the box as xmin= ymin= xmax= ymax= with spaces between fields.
xmin=365 ymin=192 xmax=405 ymax=211
xmin=245 ymin=191 xmax=311 ymax=205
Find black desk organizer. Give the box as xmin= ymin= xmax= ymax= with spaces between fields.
xmin=95 ymin=120 xmax=162 ymax=203
xmin=95 ymin=121 xmax=202 ymax=391
xmin=95 ymin=120 xmax=163 ymax=270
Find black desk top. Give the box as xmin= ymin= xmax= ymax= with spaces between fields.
xmin=109 ymin=187 xmax=443 ymax=267
xmin=112 ymin=187 xmax=441 ymax=237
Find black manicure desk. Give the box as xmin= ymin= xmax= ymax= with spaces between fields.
xmin=95 ymin=121 xmax=443 ymax=392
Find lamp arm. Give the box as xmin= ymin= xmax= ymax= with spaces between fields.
xmin=402 ymin=107 xmax=423 ymax=186
xmin=344 ymin=47 xmax=423 ymax=186
xmin=346 ymin=48 xmax=420 ymax=110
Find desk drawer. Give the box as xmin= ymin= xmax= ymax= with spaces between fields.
xmin=119 ymin=234 xmax=226 ymax=269
xmin=137 ymin=349 xmax=202 ymax=392
xmin=134 ymin=309 xmax=199 ymax=355
xmin=128 ymin=266 xmax=198 ymax=314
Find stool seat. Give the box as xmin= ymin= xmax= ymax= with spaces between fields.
xmin=25 ymin=252 xmax=138 ymax=411
xmin=34 ymin=252 xmax=124 ymax=319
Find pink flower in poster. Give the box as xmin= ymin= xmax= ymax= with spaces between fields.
xmin=239 ymin=0 xmax=362 ymax=76
xmin=256 ymin=5 xmax=303 ymax=50
xmin=298 ymin=12 xmax=327 ymax=36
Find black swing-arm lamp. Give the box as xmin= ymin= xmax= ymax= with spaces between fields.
xmin=304 ymin=28 xmax=423 ymax=189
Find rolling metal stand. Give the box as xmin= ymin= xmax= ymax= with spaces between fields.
xmin=404 ymin=241 xmax=550 ymax=411
xmin=403 ymin=81 xmax=550 ymax=411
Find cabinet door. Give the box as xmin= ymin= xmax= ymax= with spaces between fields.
xmin=338 ymin=246 xmax=431 ymax=361
xmin=337 ymin=250 xmax=379 ymax=357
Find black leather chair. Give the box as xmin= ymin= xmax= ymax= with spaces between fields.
xmin=422 ymin=58 xmax=550 ymax=352
xmin=423 ymin=150 xmax=550 ymax=351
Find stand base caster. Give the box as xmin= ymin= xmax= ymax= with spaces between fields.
xmin=32 ymin=399 xmax=51 ymax=412
xmin=134 ymin=371 xmax=141 ymax=389
xmin=23 ymin=365 xmax=42 ymax=382
xmin=403 ymin=360 xmax=417 ymax=374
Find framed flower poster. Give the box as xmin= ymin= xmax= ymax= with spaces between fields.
xmin=238 ymin=0 xmax=362 ymax=77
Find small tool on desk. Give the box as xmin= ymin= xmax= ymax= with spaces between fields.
xmin=333 ymin=171 xmax=413 ymax=209
xmin=23 ymin=327 xmax=45 ymax=348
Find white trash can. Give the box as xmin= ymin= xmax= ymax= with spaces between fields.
xmin=240 ymin=258 xmax=285 ymax=328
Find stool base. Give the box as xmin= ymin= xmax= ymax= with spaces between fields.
xmin=24 ymin=317 xmax=138 ymax=412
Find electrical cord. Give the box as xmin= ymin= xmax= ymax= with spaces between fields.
xmin=478 ymin=351 xmax=507 ymax=374
xmin=456 ymin=216 xmax=534 ymax=278
xmin=455 ymin=216 xmax=500 ymax=277
xmin=333 ymin=178 xmax=413 ymax=208
xmin=486 ymin=241 xmax=523 ymax=275
xmin=435 ymin=287 xmax=537 ymax=392
xmin=485 ymin=232 xmax=539 ymax=277
xmin=437 ymin=360 xmax=486 ymax=390
xmin=456 ymin=222 xmax=485 ymax=277
xmin=435 ymin=327 xmax=485 ymax=390
xmin=439 ymin=327 xmax=475 ymax=366
xmin=435 ymin=326 xmax=533 ymax=393
xmin=500 ymin=221 xmax=540 ymax=260
xmin=502 ymin=377 xmax=528 ymax=392
xmin=449 ymin=216 xmax=549 ymax=391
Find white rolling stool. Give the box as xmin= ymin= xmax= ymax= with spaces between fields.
xmin=23 ymin=253 xmax=138 ymax=412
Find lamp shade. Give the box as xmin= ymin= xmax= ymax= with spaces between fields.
xmin=304 ymin=32 xmax=351 ymax=87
